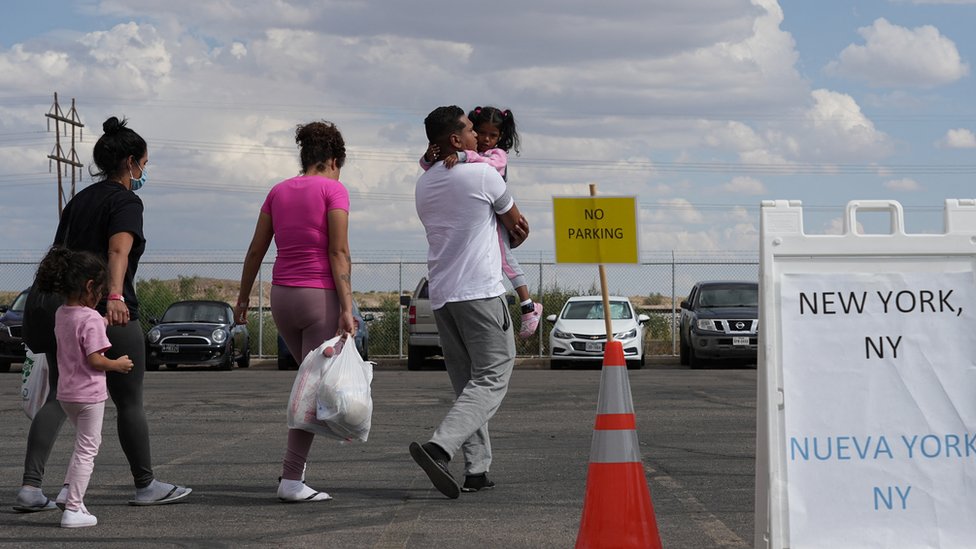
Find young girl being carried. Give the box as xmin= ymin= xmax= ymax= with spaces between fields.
xmin=420 ymin=105 xmax=543 ymax=337
xmin=33 ymin=247 xmax=134 ymax=528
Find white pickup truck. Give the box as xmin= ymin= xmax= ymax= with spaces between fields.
xmin=400 ymin=277 xmax=442 ymax=370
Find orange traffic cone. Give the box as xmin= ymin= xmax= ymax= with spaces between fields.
xmin=575 ymin=340 xmax=662 ymax=549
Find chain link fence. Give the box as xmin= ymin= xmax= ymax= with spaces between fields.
xmin=0 ymin=252 xmax=758 ymax=359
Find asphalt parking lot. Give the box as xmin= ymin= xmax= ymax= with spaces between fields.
xmin=0 ymin=357 xmax=757 ymax=548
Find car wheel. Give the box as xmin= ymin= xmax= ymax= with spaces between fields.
xmin=626 ymin=359 xmax=642 ymax=370
xmin=147 ymin=362 xmax=160 ymax=371
xmin=407 ymin=345 xmax=426 ymax=371
xmin=689 ymin=346 xmax=704 ymax=369
xmin=277 ymin=353 xmax=295 ymax=370
xmin=679 ymin=337 xmax=689 ymax=366
xmin=0 ymin=360 xmax=11 ymax=373
xmin=237 ymin=344 xmax=251 ymax=369
xmin=165 ymin=363 xmax=179 ymax=370
xmin=219 ymin=348 xmax=234 ymax=370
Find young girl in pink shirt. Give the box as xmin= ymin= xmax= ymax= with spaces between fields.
xmin=33 ymin=247 xmax=134 ymax=527
xmin=421 ymin=106 xmax=543 ymax=337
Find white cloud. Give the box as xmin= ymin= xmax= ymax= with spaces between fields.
xmin=938 ymin=128 xmax=976 ymax=148
xmin=229 ymin=42 xmax=247 ymax=59
xmin=823 ymin=217 xmax=865 ymax=235
xmin=723 ymin=221 xmax=759 ymax=246
xmin=0 ymin=45 xmax=71 ymax=91
xmin=797 ymin=89 xmax=893 ymax=161
xmin=697 ymin=88 xmax=892 ymax=169
xmin=647 ymin=198 xmax=705 ymax=225
xmin=722 ymin=176 xmax=767 ymax=194
xmin=825 ymin=18 xmax=969 ymax=88
xmin=884 ymin=178 xmax=922 ymax=191
xmin=0 ymin=22 xmax=172 ymax=99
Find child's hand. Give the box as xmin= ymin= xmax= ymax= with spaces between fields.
xmin=113 ymin=355 xmax=135 ymax=374
xmin=509 ymin=214 xmax=530 ymax=248
xmin=424 ymin=143 xmax=440 ymax=163
xmin=444 ymin=152 xmax=460 ymax=168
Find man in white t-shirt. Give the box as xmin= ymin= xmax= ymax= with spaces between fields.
xmin=409 ymin=105 xmax=529 ymax=499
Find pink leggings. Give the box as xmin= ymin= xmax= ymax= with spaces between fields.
xmin=60 ymin=400 xmax=105 ymax=511
xmin=271 ymin=285 xmax=340 ymax=480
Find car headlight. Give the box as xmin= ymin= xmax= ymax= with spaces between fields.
xmin=614 ymin=328 xmax=637 ymax=340
xmin=148 ymin=328 xmax=161 ymax=343
xmin=212 ymin=329 xmax=227 ymax=343
xmin=552 ymin=328 xmax=574 ymax=339
xmin=696 ymin=319 xmax=719 ymax=331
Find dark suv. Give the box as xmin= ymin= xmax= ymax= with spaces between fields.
xmin=679 ymin=281 xmax=758 ymax=368
xmin=0 ymin=288 xmax=29 ymax=372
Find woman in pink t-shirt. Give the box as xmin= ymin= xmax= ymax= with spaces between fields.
xmin=33 ymin=247 xmax=134 ymax=527
xmin=235 ymin=120 xmax=355 ymax=503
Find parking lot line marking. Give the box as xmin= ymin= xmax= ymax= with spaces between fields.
xmin=645 ymin=464 xmax=750 ymax=548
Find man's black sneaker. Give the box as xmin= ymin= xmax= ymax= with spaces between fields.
xmin=409 ymin=442 xmax=460 ymax=499
xmin=461 ymin=474 xmax=495 ymax=493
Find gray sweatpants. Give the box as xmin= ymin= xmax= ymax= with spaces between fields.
xmin=430 ymin=295 xmax=516 ymax=476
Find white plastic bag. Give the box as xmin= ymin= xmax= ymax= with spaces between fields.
xmin=21 ymin=349 xmax=50 ymax=419
xmin=315 ymin=334 xmax=373 ymax=441
xmin=287 ymin=334 xmax=373 ymax=442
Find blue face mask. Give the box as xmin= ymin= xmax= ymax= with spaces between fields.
xmin=129 ymin=165 xmax=147 ymax=191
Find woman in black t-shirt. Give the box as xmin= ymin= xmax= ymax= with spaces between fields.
xmin=13 ymin=117 xmax=192 ymax=513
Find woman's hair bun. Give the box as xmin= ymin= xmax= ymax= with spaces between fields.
xmin=102 ymin=116 xmax=127 ymax=134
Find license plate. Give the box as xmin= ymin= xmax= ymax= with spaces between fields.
xmin=585 ymin=341 xmax=604 ymax=352
xmin=732 ymin=337 xmax=750 ymax=346
xmin=162 ymin=344 xmax=179 ymax=353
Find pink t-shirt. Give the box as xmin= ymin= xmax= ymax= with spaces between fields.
xmin=55 ymin=305 xmax=112 ymax=404
xmin=261 ymin=175 xmax=351 ymax=288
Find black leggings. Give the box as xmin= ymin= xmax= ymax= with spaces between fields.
xmin=22 ymin=320 xmax=155 ymax=489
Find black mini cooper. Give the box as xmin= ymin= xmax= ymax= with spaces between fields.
xmin=145 ymin=300 xmax=250 ymax=371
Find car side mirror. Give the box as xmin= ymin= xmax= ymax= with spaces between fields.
xmin=545 ymin=314 xmax=557 ymax=322
xmin=149 ymin=318 xmax=158 ymax=325
xmin=0 ymin=305 xmax=8 ymax=313
xmin=362 ymin=313 xmax=375 ymax=322
xmin=679 ymin=300 xmax=689 ymax=309
xmin=637 ymin=314 xmax=651 ymax=324
xmin=399 ymin=295 xmax=411 ymax=307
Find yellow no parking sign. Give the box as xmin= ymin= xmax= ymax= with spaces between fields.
xmin=552 ymin=196 xmax=639 ymax=264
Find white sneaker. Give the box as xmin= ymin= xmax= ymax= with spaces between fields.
xmin=61 ymin=508 xmax=97 ymax=528
xmin=55 ymin=485 xmax=68 ymax=511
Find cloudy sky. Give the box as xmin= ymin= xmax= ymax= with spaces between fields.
xmin=1 ymin=0 xmax=974 ymax=262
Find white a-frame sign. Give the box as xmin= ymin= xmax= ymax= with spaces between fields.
xmin=756 ymin=199 xmax=976 ymax=549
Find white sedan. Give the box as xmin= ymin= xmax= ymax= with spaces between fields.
xmin=546 ymin=295 xmax=650 ymax=370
